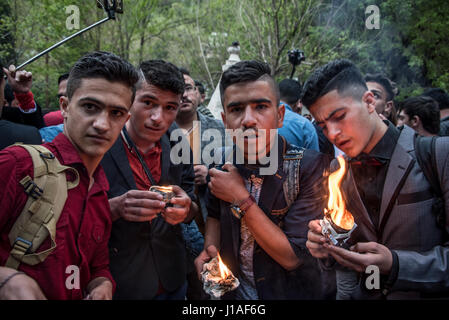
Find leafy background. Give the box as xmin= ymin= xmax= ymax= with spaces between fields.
xmin=0 ymin=0 xmax=447 ymax=111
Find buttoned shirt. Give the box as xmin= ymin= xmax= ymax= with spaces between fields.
xmin=0 ymin=133 xmax=114 ymax=299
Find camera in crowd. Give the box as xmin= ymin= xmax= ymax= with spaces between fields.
xmin=287 ymin=49 xmax=305 ymax=66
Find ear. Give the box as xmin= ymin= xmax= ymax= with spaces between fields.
xmin=221 ymin=111 xmax=226 ymax=127
xmin=411 ymin=115 xmax=420 ymax=129
xmin=362 ymin=91 xmax=376 ymax=113
xmin=60 ymin=96 xmax=69 ymax=117
xmin=277 ymin=103 xmax=285 ymax=128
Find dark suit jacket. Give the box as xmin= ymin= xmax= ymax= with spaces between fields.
xmin=337 ymin=126 xmax=449 ymax=299
xmin=0 ymin=120 xmax=42 ymax=150
xmin=101 ymin=125 xmax=196 ymax=299
xmin=207 ymin=137 xmax=332 ymax=299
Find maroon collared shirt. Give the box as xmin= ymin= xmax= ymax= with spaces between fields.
xmin=0 ymin=133 xmax=115 ymax=299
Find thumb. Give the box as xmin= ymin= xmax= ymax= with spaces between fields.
xmin=222 ymin=162 xmax=237 ymax=173
xmin=350 ymin=242 xmax=377 ymax=253
xmin=206 ymin=245 xmax=218 ymax=258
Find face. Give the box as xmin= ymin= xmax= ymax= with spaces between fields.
xmin=397 ymin=110 xmax=411 ymax=127
xmin=222 ymin=80 xmax=284 ymax=161
xmin=58 ymin=79 xmax=68 ymax=99
xmin=366 ymin=81 xmax=393 ymax=117
xmin=310 ymin=90 xmax=377 ymax=158
xmin=61 ymin=78 xmax=132 ymax=164
xmin=179 ymin=74 xmax=200 ymax=115
xmin=127 ymin=81 xmax=181 ymax=150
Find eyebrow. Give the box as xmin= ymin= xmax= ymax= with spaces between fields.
xmin=226 ymin=98 xmax=272 ymax=109
xmin=140 ymin=94 xmax=179 ymax=106
xmin=315 ymin=107 xmax=346 ymax=125
xmin=79 ymin=97 xmax=129 ymax=113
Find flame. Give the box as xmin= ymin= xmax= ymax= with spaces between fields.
xmin=326 ymin=156 xmax=354 ymax=231
xmin=217 ymin=252 xmax=230 ymax=279
xmin=156 ymin=186 xmax=173 ymax=192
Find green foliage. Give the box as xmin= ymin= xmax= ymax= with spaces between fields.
xmin=1 ymin=0 xmax=447 ymax=109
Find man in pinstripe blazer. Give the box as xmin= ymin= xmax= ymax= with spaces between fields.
xmin=303 ymin=59 xmax=449 ymax=299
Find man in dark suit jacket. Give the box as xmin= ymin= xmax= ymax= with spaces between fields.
xmin=0 ymin=66 xmax=41 ymax=150
xmin=304 ymin=59 xmax=449 ymax=299
xmin=194 ymin=60 xmax=331 ymax=300
xmin=101 ymin=60 xmax=199 ymax=300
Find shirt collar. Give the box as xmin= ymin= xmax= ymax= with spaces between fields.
xmin=50 ymin=133 xmax=109 ymax=192
xmin=367 ymin=120 xmax=400 ymax=160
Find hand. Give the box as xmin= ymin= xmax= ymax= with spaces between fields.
xmin=324 ymin=242 xmax=393 ymax=274
xmin=162 ymin=185 xmax=192 ymax=225
xmin=109 ymin=190 xmax=166 ymax=222
xmin=194 ymin=164 xmax=208 ymax=186
xmin=208 ymin=163 xmax=249 ymax=204
xmin=306 ymin=219 xmax=330 ymax=259
xmin=0 ymin=270 xmax=46 ymax=300
xmin=3 ymin=65 xmax=33 ymax=94
xmin=86 ymin=278 xmax=113 ymax=300
xmin=194 ymin=245 xmax=218 ymax=280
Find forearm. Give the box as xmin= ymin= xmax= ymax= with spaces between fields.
xmin=243 ymin=205 xmax=300 ymax=271
xmin=183 ymin=201 xmax=198 ymax=223
xmin=204 ymin=217 xmax=221 ymax=251
xmin=87 ymin=277 xmax=112 ymax=293
xmin=108 ymin=196 xmax=122 ymax=222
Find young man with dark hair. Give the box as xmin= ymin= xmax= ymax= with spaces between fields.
xmin=365 ymin=73 xmax=397 ymax=125
xmin=303 ymin=59 xmax=449 ymax=299
xmin=195 ymin=80 xmax=213 ymax=118
xmin=277 ymin=79 xmax=319 ymax=151
xmin=422 ymin=88 xmax=449 ymax=136
xmin=397 ymin=96 xmax=440 ymax=136
xmin=101 ymin=59 xmax=199 ymax=300
xmin=43 ymin=73 xmax=70 ymax=127
xmin=195 ymin=60 xmax=331 ymax=300
xmin=0 ymin=51 xmax=138 ymax=299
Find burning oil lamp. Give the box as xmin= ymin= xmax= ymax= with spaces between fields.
xmin=320 ymin=156 xmax=357 ymax=246
xmin=201 ymin=252 xmax=240 ymax=299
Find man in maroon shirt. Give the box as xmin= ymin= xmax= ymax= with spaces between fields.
xmin=0 ymin=51 xmax=139 ymax=299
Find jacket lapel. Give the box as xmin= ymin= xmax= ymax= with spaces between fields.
xmin=378 ymin=126 xmax=415 ymax=227
xmin=159 ymin=132 xmax=171 ymax=184
xmin=109 ymin=135 xmax=136 ymax=190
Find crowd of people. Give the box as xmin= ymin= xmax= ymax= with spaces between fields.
xmin=0 ymin=51 xmax=448 ymax=300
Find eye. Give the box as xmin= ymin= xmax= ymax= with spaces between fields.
xmin=230 ymin=106 xmax=243 ymax=113
xmin=111 ymin=109 xmax=125 ymax=118
xmin=165 ymin=105 xmax=178 ymax=111
xmin=83 ymin=103 xmax=98 ymax=112
xmin=256 ymin=104 xmax=267 ymax=110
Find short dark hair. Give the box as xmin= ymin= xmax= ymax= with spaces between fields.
xmin=220 ymin=60 xmax=279 ymax=106
xmin=301 ymin=59 xmax=367 ymax=108
xmin=138 ymin=60 xmax=185 ymax=95
xmin=67 ymin=51 xmax=138 ymax=103
xmin=422 ymin=88 xmax=449 ymax=111
xmin=400 ymin=96 xmax=440 ymax=134
xmin=195 ymin=80 xmax=205 ymax=95
xmin=179 ymin=67 xmax=190 ymax=76
xmin=365 ymin=73 xmax=395 ymax=102
xmin=278 ymin=79 xmax=302 ymax=107
xmin=58 ymin=73 xmax=69 ymax=85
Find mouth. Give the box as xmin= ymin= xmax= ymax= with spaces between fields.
xmin=336 ymin=139 xmax=350 ymax=150
xmin=87 ymin=135 xmax=109 ymax=143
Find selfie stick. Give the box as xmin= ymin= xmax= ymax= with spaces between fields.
xmin=16 ymin=1 xmax=121 ymax=70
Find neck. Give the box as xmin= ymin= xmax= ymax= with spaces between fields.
xmin=441 ymin=109 xmax=449 ymax=119
xmin=363 ymin=117 xmax=388 ymax=154
xmin=125 ymin=122 xmax=155 ymax=154
xmin=176 ymin=110 xmax=198 ymax=129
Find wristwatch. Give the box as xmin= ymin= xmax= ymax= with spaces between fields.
xmin=230 ymin=195 xmax=256 ymax=219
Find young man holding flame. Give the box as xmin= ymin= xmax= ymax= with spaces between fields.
xmin=195 ymin=60 xmax=332 ymax=300
xmin=303 ymin=59 xmax=449 ymax=299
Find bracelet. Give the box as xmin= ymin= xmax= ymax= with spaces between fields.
xmin=0 ymin=271 xmax=25 ymax=291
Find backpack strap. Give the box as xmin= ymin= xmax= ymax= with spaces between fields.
xmin=282 ymin=141 xmax=305 ymax=209
xmin=414 ymin=135 xmax=445 ymax=229
xmin=5 ymin=144 xmax=79 ymax=269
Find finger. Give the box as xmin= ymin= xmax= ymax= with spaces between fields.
xmin=125 ymin=197 xmax=166 ymax=211
xmin=208 ymin=167 xmax=219 ymax=177
xmin=121 ymin=212 xmax=158 ymax=222
xmin=8 ymin=65 xmax=16 ymax=74
xmin=127 ymin=189 xmax=163 ymax=201
xmin=222 ymin=162 xmax=237 ymax=173
xmin=308 ymin=219 xmax=323 ymax=234
xmin=307 ymin=229 xmax=327 ymax=244
xmin=350 ymin=242 xmax=379 ymax=254
xmin=325 ymin=244 xmax=367 ymax=267
xmin=170 ymin=185 xmax=187 ymax=197
xmin=206 ymin=245 xmax=218 ymax=258
xmin=329 ymin=251 xmax=364 ymax=272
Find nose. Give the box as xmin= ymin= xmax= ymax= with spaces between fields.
xmin=149 ymin=105 xmax=163 ymax=125
xmin=241 ymin=106 xmax=257 ymax=129
xmin=326 ymin=122 xmax=341 ymax=143
xmin=92 ymin=110 xmax=110 ymax=132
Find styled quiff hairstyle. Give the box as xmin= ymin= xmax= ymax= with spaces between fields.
xmin=220 ymin=60 xmax=280 ymax=107
xmin=67 ymin=51 xmax=139 ymax=104
xmin=301 ymin=59 xmax=368 ymax=109
xmin=138 ymin=59 xmax=185 ymax=95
